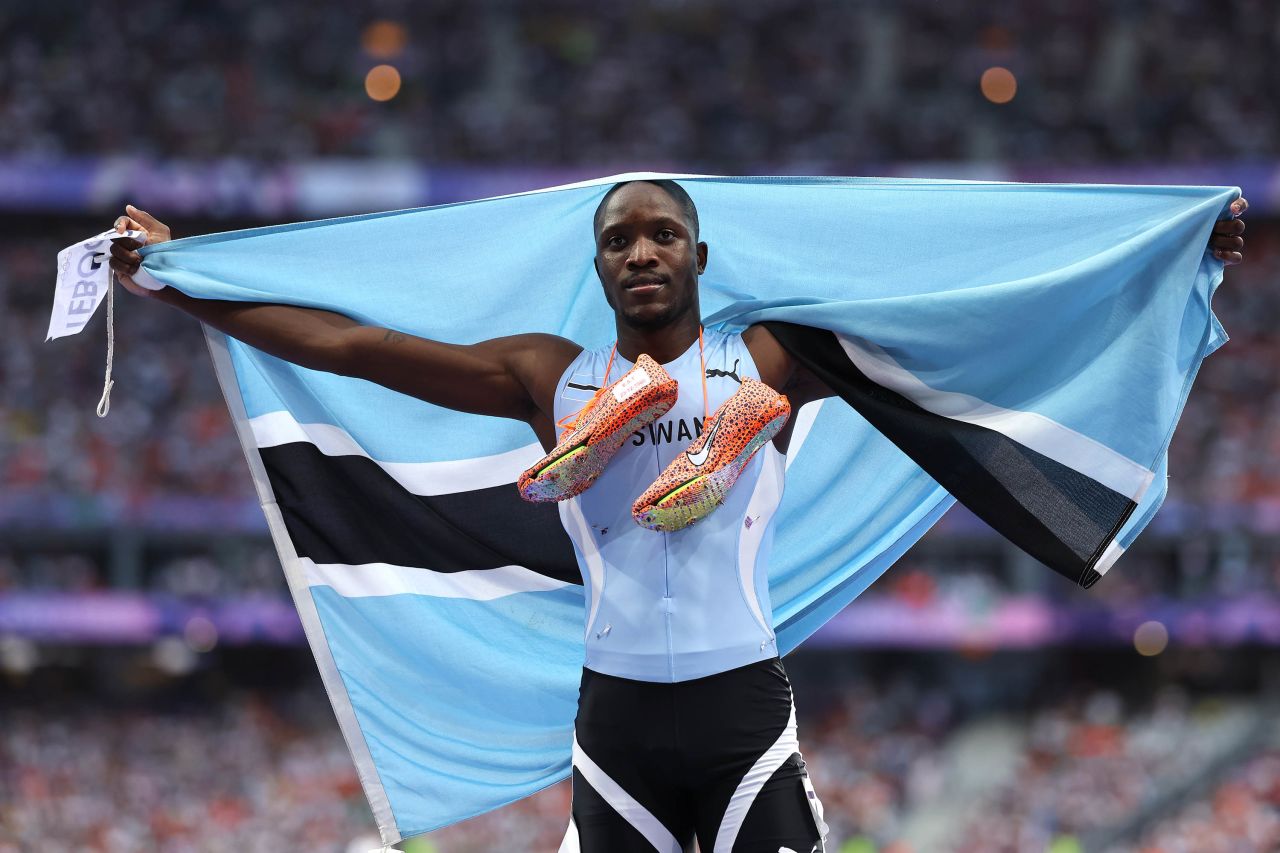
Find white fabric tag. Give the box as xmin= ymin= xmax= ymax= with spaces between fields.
xmin=46 ymin=229 xmax=149 ymax=341
xmin=611 ymin=366 xmax=651 ymax=402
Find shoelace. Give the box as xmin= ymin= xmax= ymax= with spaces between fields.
xmin=554 ymin=327 xmax=709 ymax=442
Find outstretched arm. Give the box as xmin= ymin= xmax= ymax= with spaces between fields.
xmin=108 ymin=206 xmax=581 ymax=436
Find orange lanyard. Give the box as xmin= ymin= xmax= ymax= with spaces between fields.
xmin=556 ymin=327 xmax=707 ymax=440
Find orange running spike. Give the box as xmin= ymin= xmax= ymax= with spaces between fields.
xmin=631 ymin=377 xmax=790 ymax=531
xmin=518 ymin=354 xmax=679 ymax=503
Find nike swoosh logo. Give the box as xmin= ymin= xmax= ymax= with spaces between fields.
xmin=686 ymin=418 xmax=720 ymax=467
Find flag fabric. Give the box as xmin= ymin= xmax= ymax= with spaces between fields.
xmin=134 ymin=173 xmax=1236 ymax=845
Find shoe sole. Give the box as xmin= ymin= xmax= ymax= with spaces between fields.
xmin=520 ymin=394 xmax=675 ymax=502
xmin=634 ymin=408 xmax=789 ymax=531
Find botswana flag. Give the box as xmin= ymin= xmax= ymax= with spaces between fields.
xmin=138 ymin=174 xmax=1236 ymax=845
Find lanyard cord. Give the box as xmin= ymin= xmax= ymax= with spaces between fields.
xmin=697 ymin=324 xmax=708 ymax=422
xmin=556 ymin=341 xmax=618 ymax=440
xmin=555 ymin=327 xmax=707 ymax=441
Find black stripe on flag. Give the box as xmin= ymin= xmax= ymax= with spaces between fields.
xmin=259 ymin=442 xmax=581 ymax=584
xmin=765 ymin=322 xmax=1135 ymax=588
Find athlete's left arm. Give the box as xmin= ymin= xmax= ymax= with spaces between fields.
xmin=742 ymin=324 xmax=834 ymax=453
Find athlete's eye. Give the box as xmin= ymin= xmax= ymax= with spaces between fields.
xmin=656 ymin=229 xmax=675 ymax=241
xmin=606 ymin=235 xmax=626 ymax=249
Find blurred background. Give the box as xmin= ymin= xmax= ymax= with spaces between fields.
xmin=3 ymin=1 xmax=1279 ymax=851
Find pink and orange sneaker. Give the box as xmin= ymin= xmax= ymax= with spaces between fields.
xmin=518 ymin=354 xmax=678 ymax=503
xmin=632 ymin=377 xmax=791 ymax=531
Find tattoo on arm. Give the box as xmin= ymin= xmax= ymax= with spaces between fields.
xmin=383 ymin=329 xmax=406 ymax=344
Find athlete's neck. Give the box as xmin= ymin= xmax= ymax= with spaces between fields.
xmin=615 ymin=314 xmax=702 ymax=365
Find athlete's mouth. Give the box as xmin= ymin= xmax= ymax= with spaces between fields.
xmin=623 ymin=275 xmax=667 ymax=294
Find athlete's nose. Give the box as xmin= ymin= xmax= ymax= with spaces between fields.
xmin=625 ymin=237 xmax=659 ymax=270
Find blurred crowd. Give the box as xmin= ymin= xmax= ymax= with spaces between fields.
xmin=1127 ymin=749 xmax=1280 ymax=853
xmin=1 ymin=682 xmax=1271 ymax=852
xmin=1165 ymin=234 xmax=1280 ymax=529
xmin=1 ymin=238 xmax=246 ymax=522
xmin=0 ymin=695 xmax=374 ymax=853
xmin=954 ymin=689 xmax=1253 ymax=852
xmin=2 ymin=0 xmax=1275 ymax=167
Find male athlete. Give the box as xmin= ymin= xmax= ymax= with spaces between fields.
xmin=109 ymin=181 xmax=1249 ymax=852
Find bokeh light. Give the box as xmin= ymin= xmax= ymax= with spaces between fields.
xmin=981 ymin=66 xmax=1018 ymax=104
xmin=361 ymin=20 xmax=408 ymax=59
xmin=1134 ymin=620 xmax=1170 ymax=656
xmin=183 ymin=615 xmax=219 ymax=653
xmin=365 ymin=64 xmax=402 ymax=102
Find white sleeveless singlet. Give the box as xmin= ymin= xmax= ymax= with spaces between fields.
xmin=553 ymin=329 xmax=786 ymax=683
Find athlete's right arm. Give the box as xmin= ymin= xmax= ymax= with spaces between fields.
xmin=108 ymin=206 xmax=581 ymax=428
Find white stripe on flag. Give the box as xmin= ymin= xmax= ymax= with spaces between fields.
xmin=302 ymin=558 xmax=573 ymax=600
xmin=204 ymin=332 xmax=401 ymax=845
xmin=1093 ymin=539 xmax=1126 ymax=577
xmin=248 ymin=410 xmax=543 ymax=495
xmin=835 ymin=334 xmax=1155 ymax=501
xmin=783 ymin=399 xmax=823 ymax=471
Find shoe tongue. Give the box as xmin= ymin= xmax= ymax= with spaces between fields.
xmin=611 ymin=364 xmax=652 ymax=403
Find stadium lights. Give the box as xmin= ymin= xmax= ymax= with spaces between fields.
xmin=365 ymin=64 xmax=402 ymax=102
xmin=981 ymin=66 xmax=1017 ymax=104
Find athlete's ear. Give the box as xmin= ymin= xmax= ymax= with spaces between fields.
xmin=696 ymin=241 xmax=708 ymax=276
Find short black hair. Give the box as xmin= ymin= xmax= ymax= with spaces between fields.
xmin=593 ymin=179 xmax=700 ymax=240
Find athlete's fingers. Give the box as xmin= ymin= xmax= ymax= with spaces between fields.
xmin=110 ymin=242 xmax=142 ymax=264
xmin=1209 ymin=216 xmax=1246 ymax=265
xmin=114 ymin=214 xmax=146 ymax=235
xmin=120 ymin=204 xmax=174 ymax=245
xmin=124 ymin=204 xmax=159 ymax=230
xmin=109 ymin=258 xmax=154 ymax=298
xmin=108 ymin=255 xmax=139 ymax=276
xmin=1231 ymin=196 xmax=1249 ymax=217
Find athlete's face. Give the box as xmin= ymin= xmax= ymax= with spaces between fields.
xmin=594 ymin=183 xmax=707 ymax=330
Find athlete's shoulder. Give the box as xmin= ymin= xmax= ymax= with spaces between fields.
xmin=740 ymin=323 xmax=835 ymax=407
xmin=481 ymin=333 xmax=584 ymax=412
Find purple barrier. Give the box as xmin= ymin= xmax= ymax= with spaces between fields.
xmin=1 ymin=591 xmax=1277 ymax=648
xmin=0 ymin=592 xmax=303 ymax=644
xmin=806 ymin=595 xmax=1280 ymax=649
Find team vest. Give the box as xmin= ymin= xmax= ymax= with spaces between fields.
xmin=553 ymin=329 xmax=785 ymax=683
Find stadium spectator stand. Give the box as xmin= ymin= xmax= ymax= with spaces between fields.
xmin=1 ymin=1 xmax=1273 ymax=167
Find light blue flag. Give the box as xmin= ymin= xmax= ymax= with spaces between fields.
xmin=134 ymin=174 xmax=1236 ymax=845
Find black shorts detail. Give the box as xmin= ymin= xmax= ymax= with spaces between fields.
xmin=569 ymin=767 xmax=681 ymax=851
xmin=733 ymin=753 xmax=820 ymax=853
xmin=563 ymin=658 xmax=825 ymax=852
